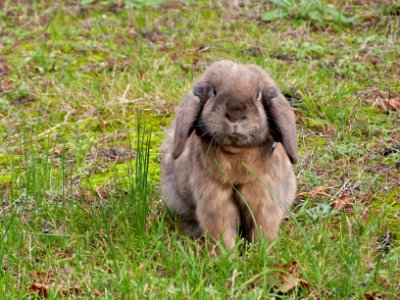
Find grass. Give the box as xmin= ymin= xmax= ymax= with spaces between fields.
xmin=1 ymin=0 xmax=399 ymax=298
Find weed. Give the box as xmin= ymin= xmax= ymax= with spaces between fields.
xmin=263 ymin=0 xmax=357 ymax=26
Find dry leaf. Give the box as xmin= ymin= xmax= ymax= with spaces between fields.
xmin=286 ymin=27 xmax=308 ymax=37
xmin=69 ymin=285 xmax=83 ymax=295
xmin=365 ymin=56 xmax=382 ymax=65
xmin=364 ymin=292 xmax=374 ymax=300
xmin=279 ymin=274 xmax=299 ymax=293
xmin=332 ymin=193 xmax=354 ymax=211
xmin=96 ymin=188 xmax=108 ymax=200
xmin=275 ymin=274 xmax=310 ymax=294
xmin=273 ymin=260 xmax=310 ymax=294
xmin=372 ymin=98 xmax=400 ymax=111
xmin=128 ymin=27 xmax=137 ymax=39
xmin=0 ymin=78 xmax=13 ymax=93
xmin=360 ymin=207 xmax=369 ymax=220
xmin=0 ymin=64 xmax=11 ymax=75
xmin=364 ymin=91 xmax=400 ymax=112
xmin=362 ymin=12 xmax=381 ymax=23
xmin=53 ymin=147 xmax=63 ymax=158
xmin=364 ymin=292 xmax=392 ymax=299
xmin=288 ymin=260 xmax=298 ymax=274
xmin=57 ymin=284 xmax=84 ymax=297
xmin=31 ymin=282 xmax=50 ymax=298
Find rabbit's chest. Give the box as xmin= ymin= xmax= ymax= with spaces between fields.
xmin=194 ymin=138 xmax=272 ymax=185
xmin=211 ymin=148 xmax=268 ymax=184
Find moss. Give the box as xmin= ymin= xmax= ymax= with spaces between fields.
xmin=0 ymin=174 xmax=12 ymax=185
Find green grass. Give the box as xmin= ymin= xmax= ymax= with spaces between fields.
xmin=1 ymin=0 xmax=399 ymax=298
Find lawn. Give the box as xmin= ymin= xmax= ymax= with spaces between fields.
xmin=0 ymin=0 xmax=399 ymax=298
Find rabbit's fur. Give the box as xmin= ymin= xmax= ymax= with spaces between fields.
xmin=161 ymin=60 xmax=298 ymax=249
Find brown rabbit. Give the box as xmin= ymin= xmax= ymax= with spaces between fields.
xmin=161 ymin=60 xmax=298 ymax=249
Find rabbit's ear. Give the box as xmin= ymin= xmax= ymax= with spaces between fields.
xmin=172 ymin=87 xmax=204 ymax=159
xmin=263 ymin=87 xmax=299 ymax=164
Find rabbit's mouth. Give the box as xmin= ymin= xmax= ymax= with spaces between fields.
xmin=196 ymin=126 xmax=249 ymax=146
xmin=223 ymin=133 xmax=246 ymax=144
xmin=230 ymin=124 xmax=241 ymax=134
xmin=224 ymin=120 xmax=247 ymax=135
xmin=194 ymin=118 xmax=269 ymax=147
xmin=212 ymin=132 xmax=268 ymax=147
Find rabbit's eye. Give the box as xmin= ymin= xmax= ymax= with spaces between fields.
xmin=256 ymin=91 xmax=262 ymax=101
xmin=211 ymin=87 xmax=217 ymax=97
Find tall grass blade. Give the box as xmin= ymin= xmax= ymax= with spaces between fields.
xmin=126 ymin=113 xmax=153 ymax=235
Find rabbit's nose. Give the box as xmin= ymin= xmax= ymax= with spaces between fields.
xmin=225 ymin=102 xmax=247 ymax=123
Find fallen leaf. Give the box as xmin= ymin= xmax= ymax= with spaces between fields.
xmin=53 ymin=147 xmax=63 ymax=158
xmin=30 ymin=282 xmax=49 ymax=298
xmin=96 ymin=188 xmax=108 ymax=200
xmin=0 ymin=78 xmax=14 ymax=94
xmin=156 ymin=265 xmax=166 ymax=276
xmin=365 ymin=56 xmax=381 ymax=65
xmin=371 ymin=97 xmax=400 ymax=111
xmin=364 ymin=291 xmax=393 ymax=299
xmin=288 ymin=260 xmax=298 ymax=274
xmin=31 ymin=270 xmax=54 ymax=283
xmin=128 ymin=27 xmax=137 ymax=39
xmin=141 ymin=28 xmax=165 ymax=43
xmin=98 ymin=119 xmax=106 ymax=129
xmin=273 ymin=260 xmax=310 ymax=294
xmin=57 ymin=284 xmax=84 ymax=297
xmin=275 ymin=274 xmax=310 ymax=294
xmin=362 ymin=12 xmax=381 ymax=23
xmin=279 ymin=274 xmax=299 ymax=293
xmin=294 ymin=109 xmax=304 ymax=122
xmin=363 ymin=90 xmax=400 ymax=112
xmin=66 ymin=285 xmax=83 ymax=295
xmin=55 ymin=249 xmax=74 ymax=259
xmin=332 ymin=193 xmax=354 ymax=211
xmin=286 ymin=27 xmax=308 ymax=37
xmin=0 ymin=64 xmax=11 ymax=75
xmin=360 ymin=207 xmax=369 ymax=220
xmin=364 ymin=292 xmax=374 ymax=300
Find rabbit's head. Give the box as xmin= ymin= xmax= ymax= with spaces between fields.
xmin=172 ymin=60 xmax=298 ymax=164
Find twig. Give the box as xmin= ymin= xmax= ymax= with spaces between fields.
xmin=119 ymin=83 xmax=131 ymax=103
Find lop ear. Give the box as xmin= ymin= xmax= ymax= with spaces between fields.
xmin=172 ymin=87 xmax=204 ymax=159
xmin=263 ymin=87 xmax=299 ymax=164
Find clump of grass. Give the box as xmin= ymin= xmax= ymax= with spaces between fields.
xmin=263 ymin=0 xmax=357 ymax=25
xmin=121 ymin=113 xmax=153 ymax=235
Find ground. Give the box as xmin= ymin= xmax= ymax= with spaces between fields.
xmin=0 ymin=0 xmax=399 ymax=298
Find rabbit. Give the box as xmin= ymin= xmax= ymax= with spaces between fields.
xmin=160 ymin=60 xmax=298 ymax=250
